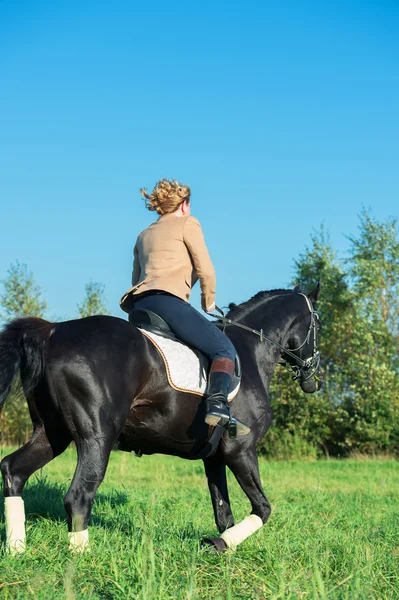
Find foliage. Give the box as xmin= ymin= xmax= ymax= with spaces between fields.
xmin=0 ymin=451 xmax=398 ymax=599
xmin=348 ymin=209 xmax=399 ymax=335
xmin=0 ymin=261 xmax=47 ymax=324
xmin=258 ymin=211 xmax=399 ymax=458
xmin=0 ymin=262 xmax=48 ymax=444
xmin=77 ymin=281 xmax=110 ymax=318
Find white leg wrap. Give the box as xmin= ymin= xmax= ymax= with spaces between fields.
xmin=5 ymin=497 xmax=26 ymax=555
xmin=220 ymin=514 xmax=263 ymax=551
xmin=68 ymin=529 xmax=89 ymax=553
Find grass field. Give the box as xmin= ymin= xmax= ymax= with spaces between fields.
xmin=0 ymin=448 xmax=398 ymax=599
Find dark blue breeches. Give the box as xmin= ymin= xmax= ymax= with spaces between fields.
xmin=130 ymin=291 xmax=236 ymax=363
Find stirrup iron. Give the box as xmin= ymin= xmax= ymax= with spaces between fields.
xmin=227 ymin=417 xmax=237 ymax=439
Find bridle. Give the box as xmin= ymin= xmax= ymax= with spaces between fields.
xmin=282 ymin=294 xmax=321 ymax=381
xmin=211 ymin=293 xmax=320 ymax=382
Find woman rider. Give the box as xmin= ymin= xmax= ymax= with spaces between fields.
xmin=120 ymin=178 xmax=249 ymax=436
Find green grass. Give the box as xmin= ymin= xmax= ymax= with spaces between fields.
xmin=0 ymin=448 xmax=398 ymax=599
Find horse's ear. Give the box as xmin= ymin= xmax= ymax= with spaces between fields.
xmin=293 ymin=284 xmax=302 ymax=293
xmin=308 ymin=281 xmax=320 ymax=303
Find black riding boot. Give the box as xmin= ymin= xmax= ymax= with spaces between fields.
xmin=204 ymin=362 xmax=250 ymax=438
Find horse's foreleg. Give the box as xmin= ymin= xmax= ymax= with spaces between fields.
xmin=1 ymin=424 xmax=70 ymax=554
xmin=217 ymin=447 xmax=270 ymax=551
xmin=203 ymin=454 xmax=234 ymax=532
xmin=64 ymin=438 xmax=113 ymax=553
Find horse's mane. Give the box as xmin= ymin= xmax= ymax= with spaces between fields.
xmin=226 ymin=289 xmax=294 ymax=319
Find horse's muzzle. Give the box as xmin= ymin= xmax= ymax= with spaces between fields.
xmin=300 ymin=377 xmax=323 ymax=394
xmin=300 ymin=379 xmax=317 ymax=393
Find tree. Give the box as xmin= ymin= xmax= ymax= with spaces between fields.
xmin=0 ymin=261 xmax=47 ymax=323
xmin=347 ymin=209 xmax=399 ymax=343
xmin=342 ymin=210 xmax=399 ymax=454
xmin=77 ymin=282 xmax=110 ymax=318
xmin=0 ymin=261 xmax=48 ymax=444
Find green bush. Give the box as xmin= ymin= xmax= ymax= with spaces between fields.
xmin=257 ymin=429 xmax=318 ymax=460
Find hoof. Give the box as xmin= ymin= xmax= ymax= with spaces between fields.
xmin=201 ymin=537 xmax=228 ymax=553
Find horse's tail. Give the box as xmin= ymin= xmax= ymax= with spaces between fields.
xmin=0 ymin=317 xmax=53 ymax=412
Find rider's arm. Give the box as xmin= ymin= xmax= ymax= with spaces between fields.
xmin=132 ymin=243 xmax=141 ymax=286
xmin=183 ymin=217 xmax=216 ymax=312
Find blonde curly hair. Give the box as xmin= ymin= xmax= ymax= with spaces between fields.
xmin=140 ymin=179 xmax=191 ymax=215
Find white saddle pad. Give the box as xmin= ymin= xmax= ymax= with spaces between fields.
xmin=139 ymin=329 xmax=240 ymax=401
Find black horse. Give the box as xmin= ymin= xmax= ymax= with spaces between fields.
xmin=0 ymin=285 xmax=320 ymax=553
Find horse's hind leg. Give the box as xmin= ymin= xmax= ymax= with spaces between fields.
xmin=1 ymin=425 xmax=71 ymax=497
xmin=1 ymin=422 xmax=71 ymax=553
xmin=63 ymin=437 xmax=114 ymax=552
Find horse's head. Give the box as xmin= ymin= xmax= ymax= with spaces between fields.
xmin=284 ymin=283 xmax=322 ymax=394
xmin=221 ymin=285 xmax=322 ymax=394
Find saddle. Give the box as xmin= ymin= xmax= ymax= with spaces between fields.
xmin=128 ymin=308 xmax=242 ymax=395
xmin=129 ymin=309 xmax=178 ymax=341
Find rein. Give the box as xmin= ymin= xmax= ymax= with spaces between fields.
xmin=210 ymin=294 xmax=320 ymax=381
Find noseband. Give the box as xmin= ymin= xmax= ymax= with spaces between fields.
xmin=212 ymin=294 xmax=320 ymax=382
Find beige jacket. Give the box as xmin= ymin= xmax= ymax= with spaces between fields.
xmin=120 ymin=214 xmax=216 ymax=313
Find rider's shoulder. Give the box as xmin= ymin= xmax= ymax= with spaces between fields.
xmin=183 ymin=215 xmax=202 ymax=228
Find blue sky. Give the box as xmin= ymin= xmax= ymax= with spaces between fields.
xmin=1 ymin=0 xmax=398 ymax=319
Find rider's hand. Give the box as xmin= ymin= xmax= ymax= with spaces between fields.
xmin=205 ymin=302 xmax=216 ymax=314
xmin=201 ymin=295 xmax=216 ymax=313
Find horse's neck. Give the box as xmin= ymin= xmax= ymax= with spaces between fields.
xmin=231 ymin=295 xmax=296 ymax=384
